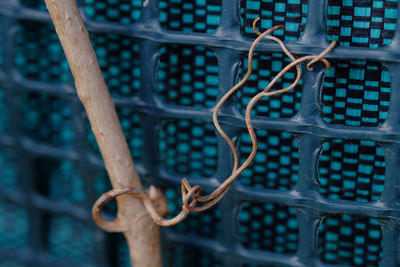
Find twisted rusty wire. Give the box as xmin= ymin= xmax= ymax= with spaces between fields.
xmin=92 ymin=19 xmax=337 ymax=229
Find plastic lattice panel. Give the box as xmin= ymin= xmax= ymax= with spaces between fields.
xmin=1 ymin=0 xmax=400 ymax=267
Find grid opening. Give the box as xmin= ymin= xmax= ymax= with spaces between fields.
xmin=15 ymin=20 xmax=70 ymax=83
xmin=0 ymin=148 xmax=18 ymax=190
xmin=236 ymin=52 xmax=303 ymax=118
xmin=19 ymin=92 xmax=75 ymax=148
xmin=318 ymin=139 xmax=385 ymax=203
xmin=240 ymin=0 xmax=308 ymax=41
xmin=159 ymin=0 xmax=222 ymax=33
xmin=238 ymin=202 xmax=298 ymax=254
xmin=238 ymin=130 xmax=299 ymax=190
xmin=0 ymin=199 xmax=29 ymax=250
xmin=318 ymin=214 xmax=383 ymax=266
xmin=321 ymin=60 xmax=391 ymax=127
xmin=47 ymin=215 xmax=95 ymax=264
xmin=157 ymin=44 xmax=219 ymax=109
xmin=32 ymin=156 xmax=85 ymax=204
xmin=90 ymin=33 xmax=141 ymax=97
xmin=159 ymin=119 xmax=218 ymax=178
xmin=326 ymin=0 xmax=398 ymax=47
xmin=83 ymin=0 xmax=142 ymax=25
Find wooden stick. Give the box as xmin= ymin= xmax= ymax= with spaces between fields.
xmin=43 ymin=1 xmax=163 ymax=266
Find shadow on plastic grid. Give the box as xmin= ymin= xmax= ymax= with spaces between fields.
xmin=238 ymin=130 xmax=299 ymax=190
xmin=318 ymin=214 xmax=383 ymax=266
xmin=157 ymin=44 xmax=219 ymax=109
xmin=321 ymin=60 xmax=391 ymax=127
xmin=241 ymin=0 xmax=308 ymax=41
xmin=159 ymin=0 xmax=221 ymax=33
xmin=239 ymin=202 xmax=298 ymax=254
xmin=159 ymin=118 xmax=218 ymax=178
xmin=236 ymin=52 xmax=302 ymax=118
xmin=318 ymin=139 xmax=385 ymax=203
xmin=326 ymin=0 xmax=398 ymax=48
xmin=15 ymin=20 xmax=71 ymax=83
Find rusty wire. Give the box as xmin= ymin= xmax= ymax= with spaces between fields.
xmin=92 ymin=19 xmax=337 ymax=229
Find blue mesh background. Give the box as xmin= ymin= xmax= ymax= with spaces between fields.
xmin=0 ymin=0 xmax=400 ymax=267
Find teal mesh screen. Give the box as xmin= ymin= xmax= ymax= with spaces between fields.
xmin=157 ymin=45 xmax=219 ymax=108
xmin=1 ymin=0 xmax=400 ymax=267
xmin=238 ymin=130 xmax=299 ymax=190
xmin=241 ymin=0 xmax=308 ymax=41
xmin=321 ymin=60 xmax=391 ymax=127
xmin=159 ymin=0 xmax=221 ymax=33
xmin=318 ymin=215 xmax=383 ymax=266
xmin=90 ymin=33 xmax=141 ymax=97
xmin=326 ymin=0 xmax=398 ymax=47
xmin=84 ymin=0 xmax=142 ymax=24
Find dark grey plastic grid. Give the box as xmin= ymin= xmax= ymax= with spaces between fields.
xmin=0 ymin=0 xmax=400 ymax=266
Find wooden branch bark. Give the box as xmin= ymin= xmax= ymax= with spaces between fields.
xmin=43 ymin=1 xmax=162 ymax=266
